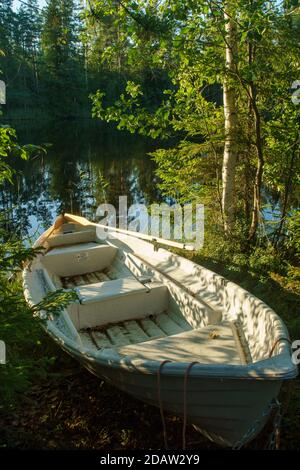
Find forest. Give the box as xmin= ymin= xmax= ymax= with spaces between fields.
xmin=0 ymin=0 xmax=168 ymax=119
xmin=1 ymin=0 xmax=300 ymax=452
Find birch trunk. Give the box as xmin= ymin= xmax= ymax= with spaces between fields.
xmin=222 ymin=4 xmax=238 ymax=234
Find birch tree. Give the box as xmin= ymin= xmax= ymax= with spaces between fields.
xmin=222 ymin=2 xmax=238 ymax=233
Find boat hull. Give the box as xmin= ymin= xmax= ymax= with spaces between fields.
xmin=60 ymin=340 xmax=281 ymax=448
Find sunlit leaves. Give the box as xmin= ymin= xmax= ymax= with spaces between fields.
xmin=90 ymin=0 xmax=300 ymax=246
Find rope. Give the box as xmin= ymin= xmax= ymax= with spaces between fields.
xmin=269 ymin=337 xmax=292 ymax=358
xmin=268 ymin=380 xmax=293 ymax=450
xmin=157 ymin=360 xmax=171 ymax=449
xmin=182 ymin=362 xmax=199 ymax=450
xmin=265 ymin=399 xmax=282 ymax=450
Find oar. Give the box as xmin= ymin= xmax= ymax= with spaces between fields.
xmin=63 ymin=212 xmax=196 ymax=251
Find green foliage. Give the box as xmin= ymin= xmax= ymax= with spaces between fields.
xmin=1 ymin=0 xmax=171 ymax=119
xmin=0 ymin=127 xmax=27 ymax=184
xmin=91 ymin=1 xmax=300 ymax=251
xmin=33 ymin=289 xmax=78 ymax=319
xmin=0 ymin=126 xmax=77 ymax=408
xmin=285 ymin=211 xmax=300 ymax=260
xmin=40 ymin=0 xmax=85 ymax=116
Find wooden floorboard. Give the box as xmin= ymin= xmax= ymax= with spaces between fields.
xmin=168 ymin=310 xmax=193 ymax=330
xmin=155 ymin=312 xmax=183 ymax=335
xmin=139 ymin=317 xmax=166 ymax=339
xmin=123 ymin=320 xmax=149 ymax=343
xmin=79 ymin=311 xmax=191 ymax=350
xmin=106 ymin=325 xmax=132 ymax=346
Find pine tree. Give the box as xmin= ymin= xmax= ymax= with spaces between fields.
xmin=41 ymin=0 xmax=83 ymax=116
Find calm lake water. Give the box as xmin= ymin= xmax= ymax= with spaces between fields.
xmin=2 ymin=120 xmax=164 ymax=239
xmin=2 ymin=119 xmax=295 ymax=241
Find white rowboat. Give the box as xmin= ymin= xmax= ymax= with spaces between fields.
xmin=23 ymin=213 xmax=298 ymax=448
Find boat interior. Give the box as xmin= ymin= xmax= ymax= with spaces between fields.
xmin=38 ymin=221 xmax=265 ymax=365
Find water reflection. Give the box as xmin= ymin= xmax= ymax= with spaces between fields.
xmin=1 ymin=120 xmax=163 ymax=239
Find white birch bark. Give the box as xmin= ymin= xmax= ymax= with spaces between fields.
xmin=222 ymin=3 xmax=238 ymax=234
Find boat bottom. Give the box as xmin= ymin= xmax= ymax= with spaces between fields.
xmin=59 ymin=340 xmax=281 ymax=448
